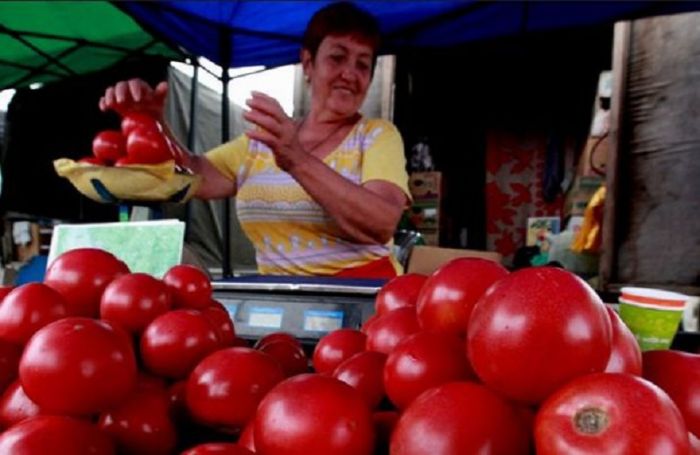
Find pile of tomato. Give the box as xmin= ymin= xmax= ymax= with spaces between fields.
xmin=0 ymin=249 xmax=697 ymax=454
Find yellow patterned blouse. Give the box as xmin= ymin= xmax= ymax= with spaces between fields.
xmin=205 ymin=117 xmax=410 ymax=276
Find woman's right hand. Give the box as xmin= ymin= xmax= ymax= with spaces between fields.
xmin=98 ymin=78 xmax=168 ymax=120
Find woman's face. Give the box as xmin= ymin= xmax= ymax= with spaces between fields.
xmin=304 ymin=34 xmax=374 ymax=119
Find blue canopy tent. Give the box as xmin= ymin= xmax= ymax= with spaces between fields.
xmin=118 ymin=1 xmax=700 ymax=277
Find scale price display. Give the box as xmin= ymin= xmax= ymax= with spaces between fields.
xmin=303 ymin=310 xmax=344 ymax=332
xmin=248 ymin=307 xmax=284 ymax=328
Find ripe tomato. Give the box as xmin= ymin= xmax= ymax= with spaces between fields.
xmin=0 ymin=339 xmax=21 ymax=394
xmin=163 ymin=264 xmax=212 ymax=310
xmin=121 ymin=112 xmax=160 ymax=137
xmin=604 ymin=305 xmax=642 ymax=375
xmin=360 ymin=313 xmax=380 ymax=334
xmin=44 ymin=248 xmax=130 ymax=318
xmin=391 ymin=381 xmax=530 ymax=455
xmin=20 ymin=317 xmax=137 ymax=415
xmin=98 ymin=387 xmax=176 ymax=455
xmin=238 ymin=419 xmax=256 ymax=452
xmin=467 ymin=267 xmax=612 ymax=404
xmin=126 ymin=127 xmax=172 ymax=164
xmin=0 ymin=415 xmax=115 ymax=454
xmin=92 ymin=130 xmax=126 ymax=163
xmin=201 ymin=303 xmax=236 ymax=347
xmin=375 ymin=273 xmax=427 ymax=316
xmin=254 ymin=374 xmax=375 ymax=455
xmin=313 ymin=328 xmax=367 ymax=374
xmin=0 ymin=380 xmax=41 ymax=429
xmin=642 ymin=349 xmax=700 ymax=437
xmin=182 ymin=443 xmax=255 ymax=455
xmin=258 ymin=340 xmax=308 ymax=377
xmin=253 ymin=331 xmax=301 ymax=350
xmin=333 ymin=350 xmax=387 ymax=409
xmin=167 ymin=379 xmax=188 ymax=422
xmin=365 ymin=307 xmax=420 ymax=355
xmin=100 ymin=273 xmax=172 ymax=335
xmin=384 ymin=331 xmax=474 ymax=410
xmin=535 ymin=372 xmax=689 ymax=454
xmin=140 ymin=309 xmax=220 ymax=379
xmin=186 ymin=347 xmax=284 ymax=430
xmin=416 ymin=258 xmax=508 ymax=337
xmin=0 ymin=283 xmax=67 ymax=345
xmin=0 ymin=286 xmax=13 ymax=301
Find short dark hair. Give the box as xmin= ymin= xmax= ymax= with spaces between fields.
xmin=302 ymin=2 xmax=381 ymax=64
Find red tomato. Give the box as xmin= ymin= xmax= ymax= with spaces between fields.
xmin=238 ymin=419 xmax=256 ymax=452
xmin=99 ymin=273 xmax=172 ymax=335
xmin=384 ymin=331 xmax=474 ymax=410
xmin=182 ymin=443 xmax=255 ymax=455
xmin=604 ymin=305 xmax=642 ymax=375
xmin=20 ymin=317 xmax=137 ymax=415
xmin=259 ymin=339 xmax=308 ymax=377
xmin=98 ymin=387 xmax=176 ymax=455
xmin=254 ymin=331 xmax=301 ymax=350
xmin=360 ymin=313 xmax=380 ymax=334
xmin=121 ymin=112 xmax=160 ymax=137
xmin=375 ymin=273 xmax=427 ymax=315
xmin=114 ymin=156 xmax=137 ymax=166
xmin=690 ymin=432 xmax=700 ymax=454
xmin=232 ymin=336 xmax=250 ymax=347
xmin=167 ymin=379 xmax=188 ymax=422
xmin=140 ymin=309 xmax=220 ymax=379
xmin=0 ymin=283 xmax=67 ymax=345
xmin=254 ymin=374 xmax=375 ymax=455
xmin=0 ymin=380 xmax=42 ymax=429
xmin=467 ymin=267 xmax=612 ymax=404
xmin=163 ymin=264 xmax=212 ymax=310
xmin=535 ymin=372 xmax=689 ymax=454
xmin=0 ymin=415 xmax=115 ymax=454
xmin=44 ymin=248 xmax=130 ymax=318
xmin=79 ymin=156 xmax=109 ymax=166
xmin=0 ymin=339 xmax=21 ymax=394
xmin=0 ymin=286 xmax=13 ymax=301
xmin=416 ymin=258 xmax=508 ymax=337
xmin=135 ymin=372 xmax=167 ymax=391
xmin=365 ymin=307 xmax=420 ymax=355
xmin=391 ymin=381 xmax=530 ymax=455
xmin=126 ymin=127 xmax=172 ymax=164
xmin=313 ymin=328 xmax=367 ymax=374
xmin=201 ymin=304 xmax=236 ymax=347
xmin=642 ymin=349 xmax=700 ymax=437
xmin=92 ymin=130 xmax=126 ymax=163
xmin=332 ymin=350 xmax=387 ymax=409
xmin=373 ymin=411 xmax=399 ymax=455
xmin=186 ymin=347 xmax=284 ymax=430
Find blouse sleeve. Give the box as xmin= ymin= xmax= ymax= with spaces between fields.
xmin=204 ymin=134 xmax=250 ymax=185
xmin=360 ymin=119 xmax=411 ymax=200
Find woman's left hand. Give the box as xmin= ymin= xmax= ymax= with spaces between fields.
xmin=243 ymin=92 xmax=304 ymax=171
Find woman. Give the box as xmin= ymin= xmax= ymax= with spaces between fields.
xmin=99 ymin=2 xmax=410 ymax=278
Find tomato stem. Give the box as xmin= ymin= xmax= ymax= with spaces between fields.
xmin=574 ymin=407 xmax=609 ymax=435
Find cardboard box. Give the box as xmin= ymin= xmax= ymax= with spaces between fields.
xmin=409 ymin=172 xmax=442 ymax=200
xmin=406 ymin=245 xmax=503 ymax=275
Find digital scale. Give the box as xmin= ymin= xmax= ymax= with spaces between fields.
xmin=212 ymin=276 xmax=386 ymax=344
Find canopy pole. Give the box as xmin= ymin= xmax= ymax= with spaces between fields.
xmin=220 ymin=28 xmax=233 ymax=278
xmin=184 ymin=58 xmax=199 ymax=241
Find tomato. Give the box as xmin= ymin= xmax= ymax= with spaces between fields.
xmin=254 ymin=331 xmax=301 ymax=350
xmin=535 ymin=372 xmax=689 ymax=454
xmin=182 ymin=443 xmax=255 ymax=455
xmin=92 ymin=130 xmax=126 ymax=163
xmin=135 ymin=372 xmax=167 ymax=391
xmin=167 ymin=379 xmax=188 ymax=422
xmin=201 ymin=303 xmax=236 ymax=347
xmin=332 ymin=350 xmax=387 ymax=409
xmin=313 ymin=328 xmax=367 ymax=374
xmin=0 ymin=283 xmax=67 ymax=345
xmin=98 ymin=387 xmax=176 ymax=455
xmin=391 ymin=381 xmax=530 ymax=455
xmin=0 ymin=380 xmax=42 ymax=429
xmin=0 ymin=339 xmax=21 ymax=394
xmin=360 ymin=313 xmax=380 ymax=334
xmin=384 ymin=331 xmax=474 ymax=410
xmin=126 ymin=127 xmax=172 ymax=164
xmin=0 ymin=415 xmax=115 ymax=454
xmin=365 ymin=307 xmax=420 ymax=355
xmin=642 ymin=349 xmax=700 ymax=437
xmin=416 ymin=258 xmax=508 ymax=337
xmin=467 ymin=267 xmax=612 ymax=404
xmin=114 ymin=156 xmax=137 ymax=166
xmin=186 ymin=347 xmax=284 ymax=430
xmin=0 ymin=286 xmax=13 ymax=301
xmin=373 ymin=411 xmax=399 ymax=455
xmin=100 ymin=272 xmax=172 ymax=334
xmin=140 ymin=309 xmax=220 ymax=379
xmin=163 ymin=264 xmax=212 ymax=310
xmin=258 ymin=339 xmax=308 ymax=377
xmin=44 ymin=248 xmax=130 ymax=318
xmin=238 ymin=419 xmax=256 ymax=452
xmin=375 ymin=273 xmax=427 ymax=316
xmin=121 ymin=112 xmax=161 ymax=137
xmin=20 ymin=317 xmax=137 ymax=415
xmin=254 ymin=374 xmax=375 ymax=455
xmin=604 ymin=305 xmax=642 ymax=375
xmin=690 ymin=432 xmax=700 ymax=454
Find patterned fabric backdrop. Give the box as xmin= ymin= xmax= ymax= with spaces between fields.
xmin=485 ymin=130 xmax=564 ymax=266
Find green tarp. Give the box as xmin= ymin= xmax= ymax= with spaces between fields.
xmin=0 ymin=1 xmax=184 ymax=90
